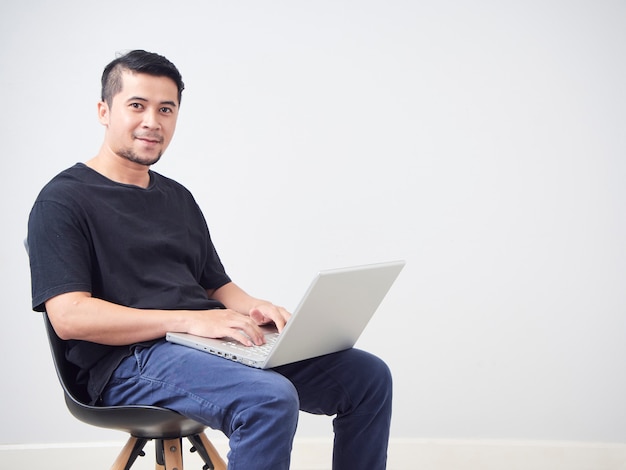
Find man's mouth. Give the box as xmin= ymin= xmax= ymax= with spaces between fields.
xmin=134 ymin=134 xmax=163 ymax=144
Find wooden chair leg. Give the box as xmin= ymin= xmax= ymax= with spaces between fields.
xmin=162 ymin=438 xmax=184 ymax=470
xmin=196 ymin=433 xmax=227 ymax=470
xmin=111 ymin=436 xmax=148 ymax=470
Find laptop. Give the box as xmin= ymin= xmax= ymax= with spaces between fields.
xmin=166 ymin=260 xmax=405 ymax=368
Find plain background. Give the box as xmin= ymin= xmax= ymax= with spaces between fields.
xmin=1 ymin=0 xmax=624 ymax=446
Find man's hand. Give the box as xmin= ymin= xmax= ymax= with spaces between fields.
xmin=186 ymin=308 xmax=272 ymax=347
xmin=189 ymin=303 xmax=291 ymax=347
xmin=209 ymin=282 xmax=292 ymax=346
xmin=249 ymin=302 xmax=291 ymax=333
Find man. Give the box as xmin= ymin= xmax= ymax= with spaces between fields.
xmin=28 ymin=50 xmax=392 ymax=469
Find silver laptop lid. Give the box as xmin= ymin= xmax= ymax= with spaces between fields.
xmin=263 ymin=260 xmax=405 ymax=368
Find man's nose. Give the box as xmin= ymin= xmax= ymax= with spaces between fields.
xmin=142 ymin=110 xmax=161 ymax=129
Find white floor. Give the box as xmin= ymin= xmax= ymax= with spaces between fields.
xmin=2 ymin=437 xmax=626 ymax=470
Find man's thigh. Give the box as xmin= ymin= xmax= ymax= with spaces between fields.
xmin=273 ymin=348 xmax=392 ymax=416
xmin=102 ymin=340 xmax=299 ymax=433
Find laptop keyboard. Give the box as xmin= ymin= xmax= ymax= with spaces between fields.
xmin=223 ymin=332 xmax=279 ymax=358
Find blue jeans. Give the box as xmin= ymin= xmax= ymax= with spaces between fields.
xmin=101 ymin=340 xmax=392 ymax=469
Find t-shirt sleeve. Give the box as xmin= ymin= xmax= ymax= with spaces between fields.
xmin=200 ymin=240 xmax=231 ymax=291
xmin=27 ymin=200 xmax=93 ymax=312
xmin=196 ymin=210 xmax=232 ymax=291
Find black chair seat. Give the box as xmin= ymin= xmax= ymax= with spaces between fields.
xmin=64 ymin=396 xmax=207 ymax=439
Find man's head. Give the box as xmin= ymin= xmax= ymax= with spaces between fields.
xmin=97 ymin=50 xmax=184 ymax=168
xmin=101 ymin=50 xmax=185 ymax=108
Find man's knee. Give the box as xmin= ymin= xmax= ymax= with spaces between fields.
xmin=236 ymin=372 xmax=300 ymax=426
xmin=341 ymin=349 xmax=393 ymax=411
xmin=348 ymin=349 xmax=392 ymax=388
xmin=269 ymin=374 xmax=300 ymax=413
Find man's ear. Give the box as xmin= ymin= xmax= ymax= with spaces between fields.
xmin=97 ymin=100 xmax=110 ymax=126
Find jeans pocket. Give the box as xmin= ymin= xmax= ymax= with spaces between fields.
xmin=133 ymin=345 xmax=148 ymax=374
xmin=110 ymin=350 xmax=142 ymax=381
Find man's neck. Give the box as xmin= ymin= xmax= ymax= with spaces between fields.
xmin=86 ymin=149 xmax=151 ymax=188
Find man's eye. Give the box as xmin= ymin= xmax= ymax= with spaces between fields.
xmin=130 ymin=103 xmax=143 ymax=109
xmin=160 ymin=107 xmax=173 ymax=113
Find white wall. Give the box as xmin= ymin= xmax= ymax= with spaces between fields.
xmin=1 ymin=0 xmax=624 ymax=447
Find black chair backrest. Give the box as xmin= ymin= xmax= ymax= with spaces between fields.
xmin=25 ymin=240 xmax=91 ymax=405
xmin=43 ymin=313 xmax=91 ymax=404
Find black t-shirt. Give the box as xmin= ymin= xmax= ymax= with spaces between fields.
xmin=28 ymin=163 xmax=231 ymax=402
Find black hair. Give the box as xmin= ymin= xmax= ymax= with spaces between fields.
xmin=101 ymin=50 xmax=185 ymax=106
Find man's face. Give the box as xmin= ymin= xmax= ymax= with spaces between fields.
xmin=98 ymin=71 xmax=179 ymax=166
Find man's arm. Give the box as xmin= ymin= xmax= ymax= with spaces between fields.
xmin=45 ymin=288 xmax=279 ymax=347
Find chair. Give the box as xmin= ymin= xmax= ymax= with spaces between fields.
xmin=42 ymin=312 xmax=227 ymax=470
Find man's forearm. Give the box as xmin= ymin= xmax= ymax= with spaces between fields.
xmin=45 ymin=291 xmax=194 ymax=346
xmin=209 ymin=282 xmax=265 ymax=314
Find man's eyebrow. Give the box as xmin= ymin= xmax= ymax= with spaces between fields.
xmin=127 ymin=96 xmax=178 ymax=107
